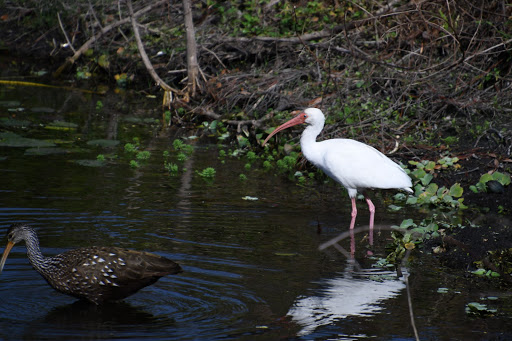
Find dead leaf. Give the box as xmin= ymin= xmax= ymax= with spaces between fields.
xmin=308 ymin=97 xmax=323 ymax=106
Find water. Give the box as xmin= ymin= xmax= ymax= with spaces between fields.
xmin=0 ymin=83 xmax=511 ymax=340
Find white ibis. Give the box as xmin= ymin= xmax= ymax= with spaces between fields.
xmin=263 ymin=108 xmax=412 ymax=231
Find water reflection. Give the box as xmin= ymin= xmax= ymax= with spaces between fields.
xmin=2 ymin=83 xmax=511 ymax=340
xmin=287 ymin=265 xmax=405 ymax=338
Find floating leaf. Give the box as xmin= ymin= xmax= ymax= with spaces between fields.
xmin=31 ymin=107 xmax=55 ymax=113
xmin=465 ymin=302 xmax=497 ymax=316
xmin=24 ymin=147 xmax=75 ymax=155
xmin=75 ymin=159 xmax=106 ymax=167
xmin=0 ymin=118 xmax=31 ymax=127
xmin=86 ymin=139 xmax=120 ymax=147
xmin=0 ymin=132 xmax=55 ymax=147
xmin=274 ymin=252 xmax=298 ymax=256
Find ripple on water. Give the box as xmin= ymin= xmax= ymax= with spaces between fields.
xmin=0 ymin=245 xmax=264 ymax=340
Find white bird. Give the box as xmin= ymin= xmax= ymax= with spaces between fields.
xmin=263 ymin=108 xmax=412 ymax=231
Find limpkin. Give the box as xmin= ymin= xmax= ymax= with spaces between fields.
xmin=0 ymin=223 xmax=182 ymax=304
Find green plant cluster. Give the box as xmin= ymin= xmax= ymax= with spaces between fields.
xmin=207 ymin=0 xmax=350 ymax=37
xmin=124 ymin=137 xmax=151 ymax=168
xmin=469 ymin=171 xmax=510 ymax=193
xmin=386 ymin=217 xmax=441 ymax=264
xmin=196 ymin=167 xmax=216 ymax=178
xmin=162 ymin=139 xmax=195 ymax=175
xmin=404 ymin=157 xmax=467 ymax=209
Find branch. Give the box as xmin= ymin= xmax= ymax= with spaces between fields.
xmin=127 ymin=0 xmax=182 ymax=95
xmin=54 ymin=0 xmax=167 ymax=77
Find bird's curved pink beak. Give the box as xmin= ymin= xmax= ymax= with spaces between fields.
xmin=262 ymin=112 xmax=307 ymax=146
xmin=0 ymin=241 xmax=14 ymax=273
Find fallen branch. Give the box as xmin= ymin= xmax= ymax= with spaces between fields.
xmin=127 ymin=0 xmax=182 ymax=97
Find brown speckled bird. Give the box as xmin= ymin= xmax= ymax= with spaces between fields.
xmin=0 ymin=223 xmax=182 ymax=304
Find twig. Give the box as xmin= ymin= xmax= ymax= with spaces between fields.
xmin=127 ymin=0 xmax=182 ymax=95
xmin=201 ymin=46 xmax=227 ymax=69
xmin=54 ymin=0 xmax=167 ymax=77
xmin=57 ymin=12 xmax=76 ymax=53
xmin=404 ymin=272 xmax=420 ymax=341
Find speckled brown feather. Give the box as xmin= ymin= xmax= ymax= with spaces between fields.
xmin=1 ymin=224 xmax=182 ymax=304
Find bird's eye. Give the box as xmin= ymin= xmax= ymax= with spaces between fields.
xmin=303 ymin=114 xmax=307 ymax=118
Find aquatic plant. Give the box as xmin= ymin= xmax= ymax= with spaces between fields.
xmin=136 ymin=150 xmax=151 ymax=161
xmin=164 ymin=161 xmax=178 ymax=174
xmin=124 ymin=143 xmax=137 ymax=153
xmin=197 ymin=167 xmax=216 ymax=178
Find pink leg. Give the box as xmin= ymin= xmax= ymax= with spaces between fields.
xmin=365 ymin=196 xmax=375 ymax=246
xmin=349 ymin=197 xmax=357 ymax=230
xmin=350 ymin=228 xmax=355 ymax=258
xmin=365 ymin=196 xmax=375 ymax=230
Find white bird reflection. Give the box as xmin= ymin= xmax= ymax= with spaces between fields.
xmin=287 ymin=265 xmax=405 ymax=337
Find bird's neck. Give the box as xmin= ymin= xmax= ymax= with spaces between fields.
xmin=25 ymin=234 xmax=49 ymax=273
xmin=300 ymin=123 xmax=322 ymax=156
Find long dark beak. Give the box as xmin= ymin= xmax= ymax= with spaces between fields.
xmin=262 ymin=112 xmax=307 ymax=146
xmin=0 ymin=241 xmax=15 ymax=273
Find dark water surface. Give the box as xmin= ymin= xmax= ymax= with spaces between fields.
xmin=1 ymin=83 xmax=511 ymax=340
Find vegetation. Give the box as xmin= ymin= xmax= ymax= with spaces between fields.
xmin=1 ymin=0 xmax=511 ymax=278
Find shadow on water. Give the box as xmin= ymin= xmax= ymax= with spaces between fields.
xmin=1 ymin=83 xmax=511 ymax=340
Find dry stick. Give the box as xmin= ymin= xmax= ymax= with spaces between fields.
xmin=127 ymin=0 xmax=182 ymax=95
xmin=403 ymin=272 xmax=420 ymax=341
xmin=57 ymin=12 xmax=76 ymax=53
xmin=53 ymin=0 xmax=167 ymax=77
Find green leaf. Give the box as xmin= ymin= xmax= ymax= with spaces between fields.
xmin=400 ymin=219 xmax=416 ymax=229
xmin=424 ymin=161 xmax=436 ymax=171
xmin=98 ymin=54 xmax=110 ymax=68
xmin=492 ymin=172 xmax=511 ymax=186
xmin=449 ymin=183 xmax=464 ymax=197
xmin=425 ymin=183 xmax=439 ymax=195
xmin=88 ymin=139 xmax=120 ymax=148
xmin=406 ymin=196 xmax=418 ymax=205
xmin=479 ymin=173 xmax=493 ymax=184
xmin=412 ymin=168 xmax=426 ymax=180
xmin=421 ymin=173 xmax=433 ymax=186
xmin=471 ymin=268 xmax=486 ymax=276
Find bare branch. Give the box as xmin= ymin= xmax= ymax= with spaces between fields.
xmin=127 ymin=0 xmax=182 ymax=95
